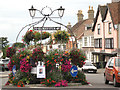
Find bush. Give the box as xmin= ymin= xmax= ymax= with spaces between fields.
xmin=32 ymin=46 xmax=44 ymax=62
xmin=6 ymin=47 xmax=16 ymax=58
xmin=70 ymin=49 xmax=86 ymax=67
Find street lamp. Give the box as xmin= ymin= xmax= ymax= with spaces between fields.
xmin=16 ymin=5 xmax=76 ymax=49
xmin=28 ymin=5 xmax=65 ymax=18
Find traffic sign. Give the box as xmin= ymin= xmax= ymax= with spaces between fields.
xmin=70 ymin=65 xmax=78 ymax=77
xmin=12 ymin=65 xmax=16 ymax=76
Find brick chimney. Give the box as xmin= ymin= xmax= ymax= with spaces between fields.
xmin=112 ymin=0 xmax=120 ymax=2
xmin=67 ymin=22 xmax=71 ymax=33
xmin=77 ymin=10 xmax=84 ymax=22
xmin=87 ymin=6 xmax=94 ymax=19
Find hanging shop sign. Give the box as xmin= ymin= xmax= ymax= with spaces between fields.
xmin=33 ymin=27 xmax=61 ymax=31
xmin=70 ymin=65 xmax=78 ymax=77
xmin=37 ymin=61 xmax=46 ymax=78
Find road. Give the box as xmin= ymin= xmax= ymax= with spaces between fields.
xmin=0 ymin=69 xmax=120 ymax=90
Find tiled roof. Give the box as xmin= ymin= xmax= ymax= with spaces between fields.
xmin=71 ymin=19 xmax=94 ymax=39
xmin=92 ymin=5 xmax=108 ymax=31
xmin=92 ymin=2 xmax=120 ymax=31
xmin=107 ymin=2 xmax=120 ymax=24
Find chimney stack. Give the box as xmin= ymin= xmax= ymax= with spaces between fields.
xmin=77 ymin=10 xmax=84 ymax=22
xmin=67 ymin=22 xmax=71 ymax=33
xmin=88 ymin=6 xmax=94 ymax=19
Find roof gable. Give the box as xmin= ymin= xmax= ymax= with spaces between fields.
xmin=92 ymin=5 xmax=108 ymax=31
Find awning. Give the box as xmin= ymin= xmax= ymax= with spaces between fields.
xmin=92 ymin=51 xmax=117 ymax=56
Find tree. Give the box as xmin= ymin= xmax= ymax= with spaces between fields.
xmin=0 ymin=37 xmax=9 ymax=59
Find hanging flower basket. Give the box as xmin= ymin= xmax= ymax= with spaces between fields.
xmin=41 ymin=32 xmax=51 ymax=40
xmin=22 ymin=30 xmax=34 ymax=44
xmin=54 ymin=30 xmax=70 ymax=43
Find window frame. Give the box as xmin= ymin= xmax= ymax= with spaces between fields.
xmin=97 ymin=24 xmax=100 ymax=35
xmin=108 ymin=23 xmax=112 ymax=34
xmin=105 ymin=38 xmax=114 ymax=49
xmin=94 ymin=38 xmax=102 ymax=48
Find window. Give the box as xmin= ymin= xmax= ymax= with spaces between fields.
xmin=109 ymin=59 xmax=114 ymax=66
xmin=94 ymin=38 xmax=102 ymax=48
xmin=105 ymin=38 xmax=114 ymax=49
xmin=115 ymin=58 xmax=120 ymax=67
xmin=84 ymin=37 xmax=87 ymax=46
xmin=91 ymin=37 xmax=94 ymax=46
xmin=85 ymin=24 xmax=92 ymax=30
xmin=109 ymin=23 xmax=112 ymax=34
xmin=98 ymin=24 xmax=100 ymax=34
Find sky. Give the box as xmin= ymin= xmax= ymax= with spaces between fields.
xmin=0 ymin=0 xmax=111 ymax=44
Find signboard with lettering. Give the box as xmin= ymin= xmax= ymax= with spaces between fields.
xmin=33 ymin=27 xmax=61 ymax=31
xmin=37 ymin=61 xmax=46 ymax=78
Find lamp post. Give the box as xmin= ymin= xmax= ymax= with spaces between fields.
xmin=16 ymin=5 xmax=77 ymax=49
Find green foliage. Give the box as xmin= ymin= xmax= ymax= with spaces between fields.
xmin=70 ymin=49 xmax=86 ymax=67
xmin=2 ymin=45 xmax=9 ymax=59
xmin=32 ymin=46 xmax=44 ymax=62
xmin=11 ymin=49 xmax=32 ymax=69
xmin=0 ymin=37 xmax=9 ymax=49
xmin=54 ymin=30 xmax=70 ymax=43
xmin=12 ymin=42 xmax=25 ymax=48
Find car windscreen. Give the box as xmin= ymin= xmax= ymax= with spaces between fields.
xmin=115 ymin=58 xmax=120 ymax=67
xmin=84 ymin=62 xmax=93 ymax=66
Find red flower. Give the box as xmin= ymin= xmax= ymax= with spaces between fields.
xmin=17 ymin=85 xmax=21 ymax=87
xmin=30 ymin=30 xmax=33 ymax=32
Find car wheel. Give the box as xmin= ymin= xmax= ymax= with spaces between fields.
xmin=94 ymin=71 xmax=97 ymax=73
xmin=113 ymin=76 xmax=118 ymax=87
xmin=104 ymin=75 xmax=109 ymax=84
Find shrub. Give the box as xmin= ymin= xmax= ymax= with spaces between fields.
xmin=55 ymin=80 xmax=68 ymax=87
xmin=32 ymin=46 xmax=44 ymax=62
xmin=6 ymin=47 xmax=16 ymax=58
xmin=41 ymin=78 xmax=56 ymax=87
xmin=20 ymin=57 xmax=32 ymax=72
xmin=70 ymin=49 xmax=86 ymax=67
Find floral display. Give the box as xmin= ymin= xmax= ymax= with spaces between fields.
xmin=20 ymin=57 xmax=32 ymax=72
xmin=70 ymin=49 xmax=86 ymax=67
xmin=54 ymin=30 xmax=70 ymax=43
xmin=41 ymin=32 xmax=51 ymax=40
xmin=22 ymin=30 xmax=51 ymax=45
xmin=5 ymin=28 xmax=88 ymax=87
xmin=41 ymin=78 xmax=56 ymax=86
xmin=22 ymin=30 xmax=34 ymax=45
xmin=55 ymin=80 xmax=68 ymax=87
xmin=6 ymin=47 xmax=16 ymax=58
xmin=61 ymin=60 xmax=72 ymax=72
xmin=7 ymin=60 xmax=13 ymax=71
xmin=32 ymin=46 xmax=44 ymax=62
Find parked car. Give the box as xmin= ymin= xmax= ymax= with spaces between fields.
xmin=0 ymin=58 xmax=10 ymax=71
xmin=104 ymin=57 xmax=120 ymax=87
xmin=82 ymin=60 xmax=97 ymax=73
xmin=0 ymin=61 xmax=5 ymax=72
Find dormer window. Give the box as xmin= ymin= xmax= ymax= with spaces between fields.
xmin=85 ymin=24 xmax=92 ymax=30
xmin=97 ymin=24 xmax=100 ymax=34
